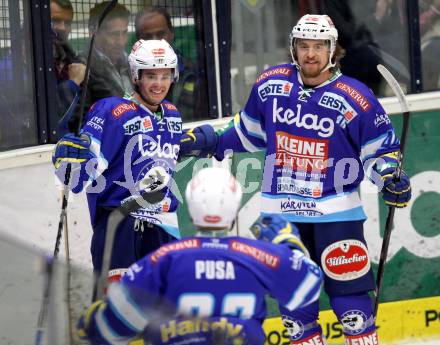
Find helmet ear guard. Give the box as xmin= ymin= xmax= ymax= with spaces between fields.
xmin=289 ymin=14 xmax=338 ymax=72
xmin=128 ymin=39 xmax=179 ymax=84
xmin=185 ymin=167 xmax=243 ymax=230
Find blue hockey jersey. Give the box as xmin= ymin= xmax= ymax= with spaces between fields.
xmin=85 ymin=236 xmax=323 ymax=344
xmin=71 ymin=95 xmax=182 ymax=238
xmin=216 ymin=65 xmax=400 ymax=223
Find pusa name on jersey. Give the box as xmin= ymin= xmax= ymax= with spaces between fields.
xmin=74 ymin=96 xmax=182 ymax=237
xmin=216 ymin=64 xmax=399 ymax=223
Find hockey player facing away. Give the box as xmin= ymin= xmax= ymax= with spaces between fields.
xmin=52 ymin=39 xmax=182 ymax=280
xmin=179 ymin=15 xmax=412 ymax=345
xmin=77 ymin=167 xmax=323 ymax=345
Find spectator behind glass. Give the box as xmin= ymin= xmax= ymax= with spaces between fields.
xmin=50 ymin=0 xmax=86 ymax=136
xmin=80 ymin=1 xmax=133 ymax=115
xmin=135 ymin=7 xmax=206 ymax=121
xmin=420 ymin=0 xmax=440 ymax=90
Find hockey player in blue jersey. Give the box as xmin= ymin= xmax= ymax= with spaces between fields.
xmin=180 ymin=14 xmax=412 ymax=345
xmin=52 ymin=39 xmax=183 ymax=281
xmin=77 ymin=167 xmax=323 ymax=344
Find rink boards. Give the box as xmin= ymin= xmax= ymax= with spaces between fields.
xmin=262 ymin=295 xmax=440 ymax=345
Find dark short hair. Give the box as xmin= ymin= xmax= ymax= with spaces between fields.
xmin=89 ymin=1 xmax=130 ymax=31
xmin=51 ymin=0 xmax=73 ymax=12
xmin=135 ymin=6 xmax=173 ymax=39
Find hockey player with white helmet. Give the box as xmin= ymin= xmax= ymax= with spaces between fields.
xmin=77 ymin=167 xmax=322 ymax=344
xmin=180 ymin=14 xmax=412 ymax=345
xmin=52 ymin=39 xmax=184 ymax=282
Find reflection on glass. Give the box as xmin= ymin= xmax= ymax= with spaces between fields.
xmin=420 ymin=0 xmax=440 ymax=91
xmin=0 ymin=1 xmax=37 ymax=151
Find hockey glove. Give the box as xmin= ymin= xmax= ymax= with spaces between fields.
xmin=77 ymin=300 xmax=106 ymax=343
xmin=250 ymin=214 xmax=309 ymax=256
xmin=179 ymin=124 xmax=218 ymax=157
xmin=52 ymin=132 xmax=93 ymax=169
xmin=374 ymin=152 xmax=411 ymax=208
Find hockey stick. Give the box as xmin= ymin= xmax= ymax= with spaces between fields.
xmin=34 ymin=256 xmax=54 ymax=345
xmin=373 ymin=64 xmax=411 ymax=317
xmin=53 ymin=0 xmax=118 ymax=259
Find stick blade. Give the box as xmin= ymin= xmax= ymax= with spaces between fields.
xmin=377 ymin=64 xmax=410 ymax=113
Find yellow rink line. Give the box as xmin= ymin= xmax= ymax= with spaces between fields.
xmin=263 ymin=295 xmax=440 ymax=345
xmin=128 ymin=296 xmax=440 ymax=345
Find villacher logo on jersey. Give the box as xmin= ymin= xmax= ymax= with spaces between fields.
xmin=321 ymin=240 xmax=370 ymax=281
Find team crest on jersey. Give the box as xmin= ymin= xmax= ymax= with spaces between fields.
xmin=318 ymin=92 xmax=358 ymax=124
xmin=334 ymin=82 xmax=371 ymax=111
xmin=321 ymin=240 xmax=370 ymax=281
xmin=112 ymin=102 xmax=138 ymax=118
xmin=257 ymin=80 xmax=293 ymax=102
xmin=256 ymin=67 xmax=292 ymax=83
xmin=298 ymin=86 xmax=315 ymax=102
xmin=340 ymin=310 xmax=368 ymax=335
xmin=282 ymin=315 xmax=304 ymax=340
xmin=123 ymin=116 xmax=153 ymax=135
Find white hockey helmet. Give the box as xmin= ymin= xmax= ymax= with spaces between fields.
xmin=290 ymin=14 xmax=338 ymax=71
xmin=185 ymin=167 xmax=242 ymax=230
xmin=128 ymin=39 xmax=179 ymax=83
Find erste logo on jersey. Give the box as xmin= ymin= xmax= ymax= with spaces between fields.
xmin=256 ymin=67 xmax=292 ymax=83
xmin=273 ymin=99 xmax=334 ymax=138
xmin=277 ymin=177 xmax=323 ymax=197
xmin=334 ymin=82 xmax=371 ymax=112
xmin=318 ymin=92 xmax=358 ymax=123
xmin=112 ymin=102 xmax=138 ymax=118
xmin=321 ymin=240 xmax=370 ymax=281
xmin=123 ymin=116 xmax=153 ymax=135
xmin=276 ymin=131 xmax=329 ymax=172
xmin=166 ymin=117 xmax=182 ymax=134
xmin=257 ymin=79 xmax=293 ymax=102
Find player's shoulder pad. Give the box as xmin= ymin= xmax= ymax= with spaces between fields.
xmin=162 ymin=100 xmax=180 ymax=115
xmin=148 ymin=237 xmax=202 ymax=264
xmin=103 ymin=97 xmax=139 ymax=120
xmin=330 ymin=74 xmax=380 ymax=113
xmin=255 ymin=63 xmax=294 ymax=85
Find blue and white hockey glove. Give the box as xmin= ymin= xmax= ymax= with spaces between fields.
xmin=179 ymin=124 xmax=218 ymax=157
xmin=374 ymin=152 xmax=411 ymax=208
xmin=77 ymin=300 xmax=106 ymax=343
xmin=52 ymin=132 xmax=93 ymax=169
xmin=250 ymin=214 xmax=309 ymax=256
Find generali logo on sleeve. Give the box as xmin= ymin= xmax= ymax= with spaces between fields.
xmin=321 ymin=239 xmax=371 ymax=281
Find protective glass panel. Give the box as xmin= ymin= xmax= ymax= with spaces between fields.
xmin=0 ymin=234 xmax=94 ymax=345
xmin=51 ymin=0 xmax=208 ymax=139
xmin=0 ymin=0 xmax=37 ymax=151
xmin=230 ymin=0 xmax=412 ymax=114
xmin=419 ymin=0 xmax=440 ymax=91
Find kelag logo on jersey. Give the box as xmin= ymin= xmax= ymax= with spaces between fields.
xmin=123 ymin=116 xmax=153 ymax=135
xmin=272 ymin=99 xmax=334 ymax=138
xmin=277 ymin=177 xmax=323 ymax=197
xmin=166 ymin=117 xmax=182 ymax=134
xmin=318 ymin=92 xmax=358 ymax=123
xmin=257 ymin=80 xmax=293 ymax=102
